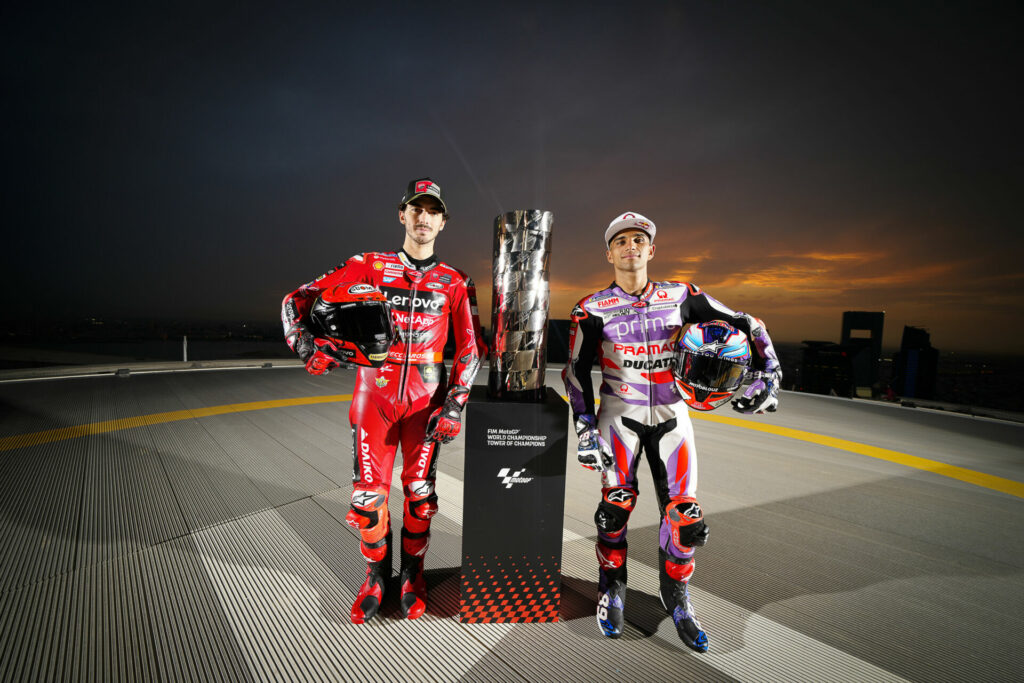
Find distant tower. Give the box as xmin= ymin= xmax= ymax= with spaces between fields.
xmin=893 ymin=326 xmax=938 ymax=399
xmin=841 ymin=311 xmax=884 ymax=395
xmin=799 ymin=340 xmax=854 ymax=397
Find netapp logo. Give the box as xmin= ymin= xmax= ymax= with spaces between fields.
xmin=497 ymin=467 xmax=534 ymax=489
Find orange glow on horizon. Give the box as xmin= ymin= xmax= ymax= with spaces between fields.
xmin=473 ymin=237 xmax=1023 ymax=354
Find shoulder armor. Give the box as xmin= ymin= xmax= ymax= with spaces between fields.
xmin=437 ymin=262 xmax=467 ymax=280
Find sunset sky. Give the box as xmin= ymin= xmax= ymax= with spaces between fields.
xmin=3 ymin=2 xmax=1021 ymax=353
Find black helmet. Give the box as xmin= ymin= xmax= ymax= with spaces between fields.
xmin=309 ymin=283 xmax=396 ymax=368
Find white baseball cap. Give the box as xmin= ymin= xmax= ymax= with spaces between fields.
xmin=605 ymin=211 xmax=656 ymax=246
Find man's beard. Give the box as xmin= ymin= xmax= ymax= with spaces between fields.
xmin=409 ymin=225 xmax=435 ymax=245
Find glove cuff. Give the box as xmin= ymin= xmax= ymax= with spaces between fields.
xmin=285 ymin=323 xmax=307 ymax=346
xmin=574 ymin=414 xmax=598 ymax=437
xmin=445 ymin=387 xmax=469 ymax=409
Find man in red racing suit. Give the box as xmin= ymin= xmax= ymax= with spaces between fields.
xmin=281 ymin=177 xmax=484 ymax=623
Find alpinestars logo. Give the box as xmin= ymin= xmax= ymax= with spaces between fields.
xmin=606 ymin=489 xmax=634 ymax=504
xmin=680 ymin=502 xmax=702 ymax=520
xmin=692 ymin=340 xmax=727 ymax=354
xmin=352 ymin=490 xmax=379 ymax=507
xmin=497 ymin=467 xmax=534 ymax=489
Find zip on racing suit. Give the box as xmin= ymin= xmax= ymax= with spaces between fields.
xmin=562 ymin=279 xmax=780 ymax=646
xmin=282 ymin=248 xmax=484 ymax=620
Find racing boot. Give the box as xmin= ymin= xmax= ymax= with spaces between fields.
xmin=659 ymin=549 xmax=708 ymax=653
xmin=399 ymin=528 xmax=428 ymax=620
xmin=595 ymin=540 xmax=627 ymax=638
xmin=350 ymin=533 xmax=391 ymax=624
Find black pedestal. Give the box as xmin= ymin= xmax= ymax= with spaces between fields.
xmin=459 ymin=385 xmax=569 ymax=623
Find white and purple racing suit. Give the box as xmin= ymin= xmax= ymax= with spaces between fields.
xmin=562 ymin=280 xmax=780 ymax=588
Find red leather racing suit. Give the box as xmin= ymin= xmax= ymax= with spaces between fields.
xmin=282 ymin=249 xmax=483 ymax=563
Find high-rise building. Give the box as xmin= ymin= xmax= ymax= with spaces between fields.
xmin=893 ymin=326 xmax=939 ymax=399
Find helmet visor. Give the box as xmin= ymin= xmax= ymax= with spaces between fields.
xmin=320 ymin=301 xmax=394 ymax=345
xmin=678 ymin=352 xmax=747 ymax=393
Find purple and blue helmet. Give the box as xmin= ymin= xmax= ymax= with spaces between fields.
xmin=674 ymin=321 xmax=752 ymax=411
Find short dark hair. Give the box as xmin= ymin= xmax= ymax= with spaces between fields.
xmin=399 ymin=197 xmax=449 ymax=220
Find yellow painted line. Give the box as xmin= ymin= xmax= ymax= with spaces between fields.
xmin=571 ymin=395 xmax=1024 ymax=500
xmin=4 ymin=391 xmax=1021 ymax=500
xmin=689 ymin=411 xmax=1024 ymax=499
xmin=0 ymin=395 xmax=352 ymax=453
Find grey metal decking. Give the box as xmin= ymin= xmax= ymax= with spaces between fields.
xmin=1 ymin=365 xmax=1022 ymax=681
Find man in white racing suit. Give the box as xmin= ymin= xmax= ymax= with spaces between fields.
xmin=562 ymin=211 xmax=781 ymax=652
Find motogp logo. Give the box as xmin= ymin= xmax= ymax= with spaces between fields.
xmin=497 ymin=468 xmax=534 ymax=489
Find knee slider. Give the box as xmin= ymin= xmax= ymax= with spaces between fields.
xmin=595 ymin=487 xmax=637 ymax=537
xmin=665 ymin=496 xmax=708 ymax=551
xmin=346 ymin=485 xmax=390 ymax=545
xmin=403 ymin=479 xmax=438 ymax=521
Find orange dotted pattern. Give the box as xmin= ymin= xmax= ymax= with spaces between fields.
xmin=459 ymin=555 xmax=561 ymax=623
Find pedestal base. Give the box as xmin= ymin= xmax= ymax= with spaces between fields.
xmin=459 ymin=385 xmax=568 ymax=623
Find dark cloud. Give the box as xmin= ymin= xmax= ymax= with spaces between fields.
xmin=2 ymin=2 xmax=1021 ymax=352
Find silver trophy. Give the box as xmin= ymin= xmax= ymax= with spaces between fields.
xmin=488 ymin=210 xmax=554 ymax=400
